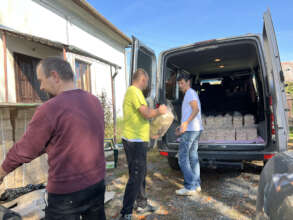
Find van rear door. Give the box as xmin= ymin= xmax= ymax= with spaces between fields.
xmin=263 ymin=9 xmax=289 ymax=151
xmin=130 ymin=36 xmax=157 ymax=101
xmin=130 ymin=36 xmax=158 ymax=147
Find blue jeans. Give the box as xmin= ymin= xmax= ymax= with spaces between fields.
xmin=178 ymin=131 xmax=202 ymax=190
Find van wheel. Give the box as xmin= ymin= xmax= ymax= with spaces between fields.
xmin=168 ymin=156 xmax=180 ymax=170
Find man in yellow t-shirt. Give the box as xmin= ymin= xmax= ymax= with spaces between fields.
xmin=119 ymin=68 xmax=167 ymax=220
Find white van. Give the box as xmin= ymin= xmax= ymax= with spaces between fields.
xmin=129 ymin=10 xmax=289 ymax=169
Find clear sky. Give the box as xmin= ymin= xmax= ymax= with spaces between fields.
xmin=88 ymin=0 xmax=293 ymax=61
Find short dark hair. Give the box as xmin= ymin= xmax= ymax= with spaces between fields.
xmin=176 ymin=73 xmax=191 ymax=82
xmin=132 ymin=68 xmax=148 ymax=82
xmin=38 ymin=57 xmax=74 ymax=81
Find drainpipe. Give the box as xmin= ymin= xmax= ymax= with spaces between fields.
xmin=110 ymin=66 xmax=118 ymax=144
xmin=2 ymin=31 xmax=8 ymax=102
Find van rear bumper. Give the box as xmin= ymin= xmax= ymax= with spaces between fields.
xmin=160 ymin=149 xmax=276 ymax=161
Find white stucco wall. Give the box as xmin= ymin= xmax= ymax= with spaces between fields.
xmin=0 ymin=0 xmax=129 ymax=115
xmin=67 ymin=52 xmax=126 ymax=116
xmin=282 ymin=62 xmax=293 ymax=82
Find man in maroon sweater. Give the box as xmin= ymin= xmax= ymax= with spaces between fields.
xmin=0 ymin=57 xmax=106 ymax=220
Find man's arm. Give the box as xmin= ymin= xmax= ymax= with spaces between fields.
xmin=0 ymin=107 xmax=53 ymax=182
xmin=0 ymin=166 xmax=7 ymax=185
xmin=138 ymin=105 xmax=167 ymax=120
xmin=180 ymin=100 xmax=199 ymax=133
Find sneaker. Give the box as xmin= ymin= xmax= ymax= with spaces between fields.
xmin=136 ymin=204 xmax=158 ymax=214
xmin=196 ymin=186 xmax=202 ymax=192
xmin=176 ymin=188 xmax=197 ymax=196
xmin=119 ymin=214 xmax=132 ymax=220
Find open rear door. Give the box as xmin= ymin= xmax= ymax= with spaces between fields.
xmin=263 ymin=9 xmax=289 ymax=151
xmin=130 ymin=36 xmax=157 ymax=101
xmin=130 ymin=36 xmax=158 ymax=148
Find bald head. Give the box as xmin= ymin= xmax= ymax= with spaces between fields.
xmin=132 ymin=68 xmax=148 ymax=82
xmin=132 ymin=68 xmax=149 ymax=91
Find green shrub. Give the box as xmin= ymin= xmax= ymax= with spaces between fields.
xmin=286 ymin=82 xmax=293 ymax=95
xmin=97 ymin=91 xmax=123 ymax=144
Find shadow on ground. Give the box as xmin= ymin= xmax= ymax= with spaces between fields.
xmin=105 ymin=149 xmax=262 ymax=220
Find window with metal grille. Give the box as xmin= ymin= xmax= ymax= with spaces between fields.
xmin=75 ymin=59 xmax=91 ymax=93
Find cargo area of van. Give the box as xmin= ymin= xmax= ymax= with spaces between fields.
xmin=162 ymin=38 xmax=269 ymax=150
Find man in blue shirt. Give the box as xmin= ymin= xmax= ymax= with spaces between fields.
xmin=175 ymin=73 xmax=203 ymax=196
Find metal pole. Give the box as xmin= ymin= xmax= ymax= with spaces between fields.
xmin=110 ymin=66 xmax=117 ymax=144
xmin=2 ymin=31 xmax=8 ymax=102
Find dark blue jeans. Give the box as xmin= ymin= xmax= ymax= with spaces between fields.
xmin=45 ymin=180 xmax=106 ymax=220
xmin=121 ymin=140 xmax=148 ymax=215
xmin=178 ymin=131 xmax=202 ymax=190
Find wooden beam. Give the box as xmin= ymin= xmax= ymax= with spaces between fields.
xmin=63 ymin=48 xmax=67 ymax=60
xmin=2 ymin=31 xmax=8 ymax=102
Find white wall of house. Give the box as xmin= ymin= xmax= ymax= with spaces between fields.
xmin=0 ymin=0 xmax=129 ymax=115
xmin=282 ymin=62 xmax=293 ymax=82
xmin=67 ymin=52 xmax=126 ymax=116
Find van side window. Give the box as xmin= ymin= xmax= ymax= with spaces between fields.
xmin=137 ymin=49 xmax=153 ymax=97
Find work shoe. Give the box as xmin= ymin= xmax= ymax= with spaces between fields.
xmin=119 ymin=214 xmax=132 ymax=220
xmin=176 ymin=188 xmax=197 ymax=196
xmin=136 ymin=204 xmax=158 ymax=214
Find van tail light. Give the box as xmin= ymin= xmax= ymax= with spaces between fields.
xmin=264 ymin=154 xmax=275 ymax=160
xmin=160 ymin=151 xmax=168 ymax=156
xmin=269 ymin=96 xmax=276 ymax=139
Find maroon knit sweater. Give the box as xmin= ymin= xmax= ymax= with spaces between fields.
xmin=2 ymin=89 xmax=105 ymax=194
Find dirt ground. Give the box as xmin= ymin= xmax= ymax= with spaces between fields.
xmin=105 ymin=149 xmax=264 ymax=220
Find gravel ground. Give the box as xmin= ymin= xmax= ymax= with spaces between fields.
xmin=105 ymin=149 xmax=263 ymax=220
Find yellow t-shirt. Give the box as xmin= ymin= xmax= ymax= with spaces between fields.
xmin=122 ymin=86 xmax=150 ymax=142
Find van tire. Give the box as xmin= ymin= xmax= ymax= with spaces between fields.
xmin=168 ymin=155 xmax=180 ymax=170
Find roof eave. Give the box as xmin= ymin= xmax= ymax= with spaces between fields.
xmin=71 ymin=0 xmax=131 ymax=45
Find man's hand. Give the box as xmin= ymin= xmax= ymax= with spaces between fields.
xmin=139 ymin=104 xmax=167 ymax=119
xmin=175 ymin=126 xmax=181 ymax=136
xmin=151 ymin=135 xmax=160 ymax=140
xmin=179 ymin=121 xmax=189 ymax=134
xmin=158 ymin=105 xmax=167 ymax=115
xmin=0 ymin=166 xmax=7 ymax=185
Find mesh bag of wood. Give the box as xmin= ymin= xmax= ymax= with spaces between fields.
xmin=224 ymin=128 xmax=235 ymax=141
xmin=233 ymin=115 xmax=243 ymax=128
xmin=246 ymin=127 xmax=258 ymax=140
xmin=199 ymin=130 xmax=208 ymax=142
xmin=213 ymin=115 xmax=224 ymax=129
xmin=244 ymin=114 xmax=255 ymax=127
xmin=150 ymin=107 xmax=174 ymax=139
xmin=215 ymin=130 xmax=224 ymax=141
xmin=235 ymin=128 xmax=246 ymax=141
xmin=205 ymin=116 xmax=215 ymax=129
xmin=223 ymin=114 xmax=233 ymax=128
xmin=201 ymin=114 xmax=206 ymax=127
xmin=205 ymin=129 xmax=217 ymax=141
